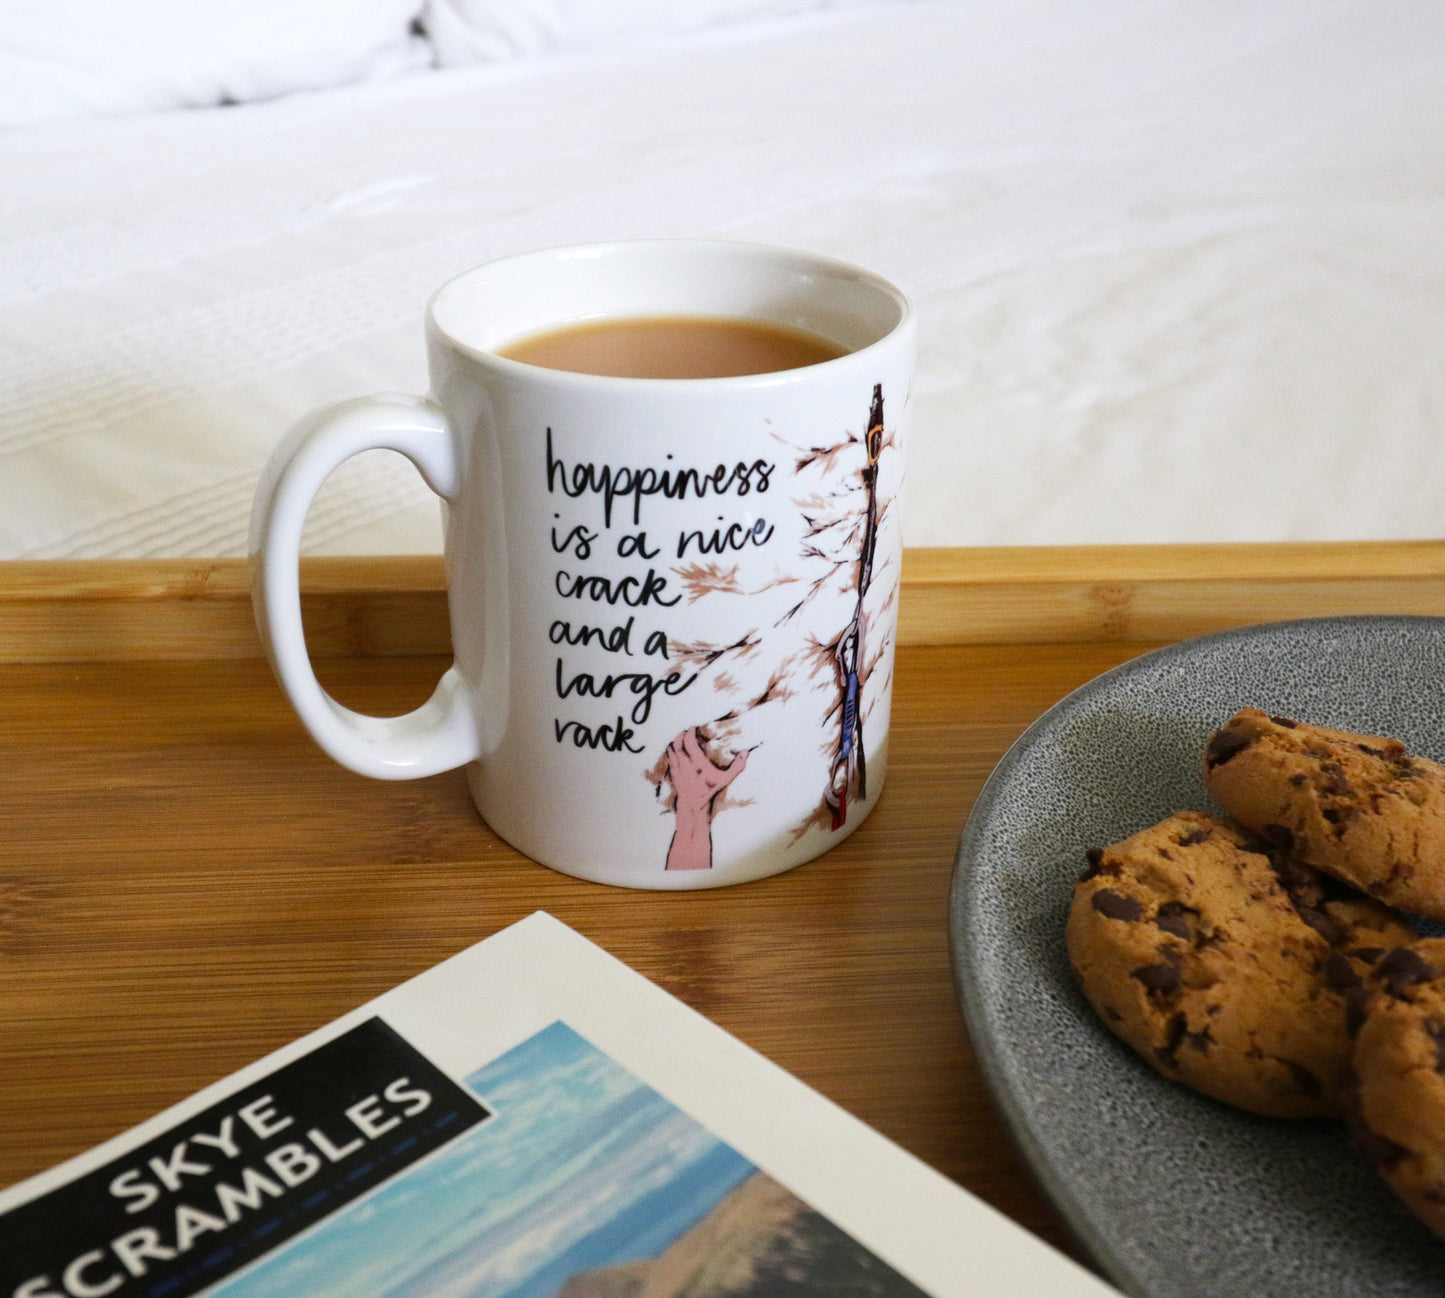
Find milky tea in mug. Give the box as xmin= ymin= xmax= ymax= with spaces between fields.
xmin=251 ymin=241 xmax=915 ymax=889
xmin=496 ymin=315 xmax=849 ymax=379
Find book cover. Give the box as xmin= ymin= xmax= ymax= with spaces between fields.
xmin=1 ymin=913 xmax=1117 ymax=1298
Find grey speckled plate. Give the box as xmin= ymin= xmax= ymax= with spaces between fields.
xmin=950 ymin=616 xmax=1445 ymax=1298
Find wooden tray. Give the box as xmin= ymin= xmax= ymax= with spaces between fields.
xmin=3 ymin=541 xmax=1443 ymax=1270
xmin=4 ymin=541 xmax=1445 ymax=661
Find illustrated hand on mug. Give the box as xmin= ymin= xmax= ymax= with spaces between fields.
xmin=249 ymin=241 xmax=915 ymax=889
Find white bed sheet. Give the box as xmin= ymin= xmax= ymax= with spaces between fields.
xmin=2 ymin=0 xmax=1443 ymax=557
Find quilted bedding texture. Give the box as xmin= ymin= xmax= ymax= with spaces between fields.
xmin=2 ymin=0 xmax=1443 ymax=557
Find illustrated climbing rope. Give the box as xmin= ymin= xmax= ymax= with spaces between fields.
xmin=826 ymin=384 xmax=884 ymax=830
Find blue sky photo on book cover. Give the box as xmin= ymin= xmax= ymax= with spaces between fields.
xmin=205 ymin=1020 xmax=926 ymax=1298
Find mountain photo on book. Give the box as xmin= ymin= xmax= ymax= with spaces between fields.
xmin=205 ymin=1020 xmax=928 ymax=1298
xmin=554 ymin=1166 xmax=928 ymax=1298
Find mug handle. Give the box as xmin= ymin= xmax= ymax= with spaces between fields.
xmin=249 ymin=394 xmax=480 ymax=780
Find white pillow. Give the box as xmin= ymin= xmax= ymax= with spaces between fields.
xmin=424 ymin=0 xmax=900 ymax=65
xmin=0 ymin=0 xmax=429 ymax=128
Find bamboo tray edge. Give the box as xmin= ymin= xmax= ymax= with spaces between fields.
xmin=3 ymin=542 xmax=1444 ymax=662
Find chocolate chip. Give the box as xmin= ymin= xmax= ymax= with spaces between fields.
xmin=1354 ymin=735 xmax=1406 ymax=764
xmin=1080 ymin=847 xmax=1106 ymax=881
xmin=1156 ymin=1006 xmax=1213 ymax=1058
xmin=1321 ymin=761 xmax=1351 ymax=795
xmin=1205 ymin=729 xmax=1253 ymax=768
xmin=1353 ymin=946 xmax=1385 ymax=964
xmin=1183 ymin=1025 xmax=1214 ymax=1053
xmin=1269 ymin=715 xmax=1299 ymax=729
xmin=1091 ymin=889 xmax=1143 ymax=921
xmin=1177 ymin=827 xmax=1211 ymax=846
xmin=1377 ymin=947 xmax=1435 ymax=998
xmin=1290 ymin=773 xmax=1309 ymax=787
xmin=1155 ymin=1012 xmax=1189 ymax=1068
xmin=1155 ymin=900 xmax=1199 ymax=940
xmin=1132 ymin=962 xmax=1182 ymax=993
xmin=1270 ymin=853 xmax=1325 ymax=910
xmin=1324 ymin=952 xmax=1359 ymax=991
xmin=1297 ymin=906 xmax=1345 ymax=945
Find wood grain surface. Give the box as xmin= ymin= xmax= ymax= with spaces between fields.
xmin=4 ymin=539 xmax=1445 ymax=661
xmin=0 ymin=637 xmax=1158 ymax=1269
xmin=4 ymin=544 xmax=1443 ymax=1280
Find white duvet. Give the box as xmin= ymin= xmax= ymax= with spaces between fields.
xmin=2 ymin=0 xmax=1443 ymax=557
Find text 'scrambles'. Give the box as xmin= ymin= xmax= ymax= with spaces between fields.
xmin=5 ymin=1019 xmax=489 ymax=1298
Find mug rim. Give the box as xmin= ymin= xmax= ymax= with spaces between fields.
xmin=424 ymin=238 xmax=914 ymax=389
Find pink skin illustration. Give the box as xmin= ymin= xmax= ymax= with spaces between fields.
xmin=663 ymin=728 xmax=750 ymax=871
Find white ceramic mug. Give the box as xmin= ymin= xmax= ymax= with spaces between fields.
xmin=251 ymin=241 xmax=914 ymax=889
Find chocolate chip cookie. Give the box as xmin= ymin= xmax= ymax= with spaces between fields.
xmin=1204 ymin=708 xmax=1445 ymax=922
xmin=1345 ymin=938 xmax=1445 ymax=1240
xmin=1066 ymin=810 xmax=1415 ymax=1119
